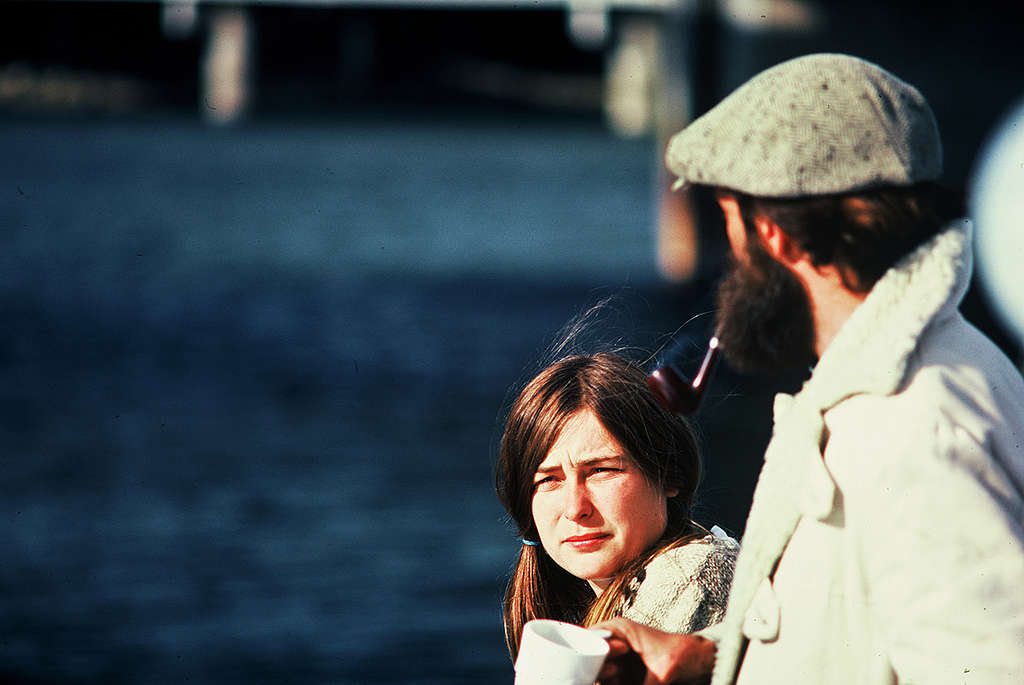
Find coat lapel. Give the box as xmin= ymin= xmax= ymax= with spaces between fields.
xmin=712 ymin=395 xmax=825 ymax=683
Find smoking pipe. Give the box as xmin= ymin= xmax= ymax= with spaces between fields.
xmin=647 ymin=334 xmax=721 ymax=414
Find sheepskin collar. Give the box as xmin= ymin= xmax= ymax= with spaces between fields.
xmin=796 ymin=219 xmax=973 ymax=413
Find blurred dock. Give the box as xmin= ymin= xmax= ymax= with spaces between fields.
xmin=6 ymin=0 xmax=826 ymax=282
xmin=4 ymin=0 xmax=1021 ymax=299
xmin=174 ymin=0 xmax=814 ymax=282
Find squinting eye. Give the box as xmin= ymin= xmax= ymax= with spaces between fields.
xmin=533 ymin=476 xmax=556 ymax=490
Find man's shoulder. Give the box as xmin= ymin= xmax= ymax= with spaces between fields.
xmin=912 ymin=312 xmax=1023 ymax=385
xmin=824 ymin=314 xmax=1024 ymax=497
xmin=830 ymin=313 xmax=1024 ymax=433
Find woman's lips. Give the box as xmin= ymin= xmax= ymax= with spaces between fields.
xmin=564 ymin=533 xmax=610 ymax=550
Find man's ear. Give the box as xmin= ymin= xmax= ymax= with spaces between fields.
xmin=754 ymin=215 xmax=854 ymax=291
xmin=753 ymin=215 xmax=805 ymax=266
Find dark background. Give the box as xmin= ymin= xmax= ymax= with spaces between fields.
xmin=1 ymin=1 xmax=1022 ymax=683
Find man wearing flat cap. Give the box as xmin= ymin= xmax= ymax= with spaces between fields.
xmin=595 ymin=53 xmax=1024 ymax=685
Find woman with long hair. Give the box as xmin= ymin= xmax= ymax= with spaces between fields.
xmin=495 ymin=352 xmax=737 ymax=659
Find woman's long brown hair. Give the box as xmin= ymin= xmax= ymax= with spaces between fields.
xmin=495 ymin=353 xmax=702 ymax=659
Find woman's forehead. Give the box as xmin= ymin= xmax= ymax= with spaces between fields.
xmin=536 ymin=409 xmax=626 ymax=469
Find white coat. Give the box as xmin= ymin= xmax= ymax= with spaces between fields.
xmin=708 ymin=222 xmax=1024 ymax=685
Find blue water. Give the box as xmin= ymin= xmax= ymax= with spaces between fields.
xmin=0 ymin=115 xmax=780 ymax=683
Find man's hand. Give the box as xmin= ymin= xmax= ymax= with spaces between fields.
xmin=592 ymin=618 xmax=715 ymax=685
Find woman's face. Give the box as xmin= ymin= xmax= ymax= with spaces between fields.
xmin=531 ymin=409 xmax=675 ymax=596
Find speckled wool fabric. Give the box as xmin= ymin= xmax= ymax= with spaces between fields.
xmin=665 ymin=53 xmax=942 ymax=197
xmin=619 ymin=533 xmax=739 ymax=634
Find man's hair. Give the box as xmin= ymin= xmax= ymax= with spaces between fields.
xmin=730 ymin=182 xmax=962 ymax=293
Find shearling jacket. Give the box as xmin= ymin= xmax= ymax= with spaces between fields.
xmin=621 ymin=531 xmax=739 ymax=634
xmin=708 ymin=222 xmax=1024 ymax=685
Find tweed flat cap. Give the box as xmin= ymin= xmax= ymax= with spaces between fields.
xmin=666 ymin=53 xmax=942 ymax=198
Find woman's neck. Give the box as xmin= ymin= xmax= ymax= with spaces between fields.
xmin=588 ymin=577 xmax=612 ymax=596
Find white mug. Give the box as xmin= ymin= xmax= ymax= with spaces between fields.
xmin=514 ymin=619 xmax=610 ymax=685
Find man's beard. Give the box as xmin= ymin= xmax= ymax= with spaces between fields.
xmin=714 ymin=239 xmax=817 ymax=374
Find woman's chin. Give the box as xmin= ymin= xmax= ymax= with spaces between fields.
xmin=566 ymin=560 xmax=619 ymax=586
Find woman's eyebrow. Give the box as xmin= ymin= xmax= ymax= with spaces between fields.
xmin=535 ymin=455 xmax=624 ymax=476
xmin=568 ymin=455 xmax=624 ymax=468
xmin=583 ymin=454 xmax=621 ymax=463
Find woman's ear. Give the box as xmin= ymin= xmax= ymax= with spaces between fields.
xmin=665 ymin=486 xmax=680 ymax=498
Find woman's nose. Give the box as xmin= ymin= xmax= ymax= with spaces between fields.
xmin=563 ymin=480 xmax=593 ymax=521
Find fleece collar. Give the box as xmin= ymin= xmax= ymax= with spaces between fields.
xmin=796 ymin=219 xmax=973 ymax=414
